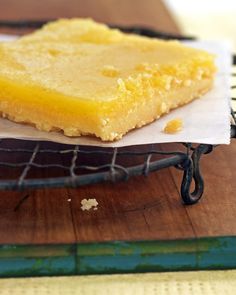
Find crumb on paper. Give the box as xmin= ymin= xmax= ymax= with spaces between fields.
xmin=163 ymin=118 xmax=183 ymax=134
xmin=81 ymin=198 xmax=98 ymax=211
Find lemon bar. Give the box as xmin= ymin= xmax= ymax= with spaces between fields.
xmin=0 ymin=19 xmax=216 ymax=141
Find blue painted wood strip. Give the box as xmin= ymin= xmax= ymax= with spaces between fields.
xmin=0 ymin=236 xmax=236 ymax=277
xmin=196 ymin=237 xmax=236 ymax=270
xmin=76 ymin=237 xmax=236 ymax=274
xmin=0 ymin=244 xmax=76 ymax=277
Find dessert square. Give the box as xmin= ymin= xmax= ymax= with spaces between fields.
xmin=0 ymin=19 xmax=216 ymax=141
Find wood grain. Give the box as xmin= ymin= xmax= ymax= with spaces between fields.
xmin=0 ymin=0 xmax=235 ymax=246
xmin=0 ymin=141 xmax=76 ymax=244
xmin=69 ymin=168 xmax=194 ymax=242
xmin=172 ymin=144 xmax=236 ymax=238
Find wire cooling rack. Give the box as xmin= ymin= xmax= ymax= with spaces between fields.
xmin=0 ymin=20 xmax=235 ymax=205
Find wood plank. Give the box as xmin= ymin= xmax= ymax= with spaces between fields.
xmin=70 ymin=168 xmax=193 ymax=242
xmin=0 ymin=189 xmax=76 ymax=244
xmin=169 ymin=144 xmax=236 ymax=237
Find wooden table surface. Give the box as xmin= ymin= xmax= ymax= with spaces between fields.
xmin=0 ymin=0 xmax=235 ymax=246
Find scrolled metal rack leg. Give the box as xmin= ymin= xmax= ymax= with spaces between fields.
xmin=180 ymin=144 xmax=213 ymax=205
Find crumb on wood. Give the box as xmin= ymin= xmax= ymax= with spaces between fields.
xmin=81 ymin=198 xmax=98 ymax=211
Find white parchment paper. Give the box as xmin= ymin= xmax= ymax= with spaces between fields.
xmin=0 ymin=35 xmax=232 ymax=147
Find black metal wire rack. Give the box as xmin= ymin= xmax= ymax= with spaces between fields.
xmin=0 ymin=20 xmax=235 ymax=205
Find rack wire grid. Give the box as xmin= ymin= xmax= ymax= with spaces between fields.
xmin=0 ymin=20 xmax=235 ymax=205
